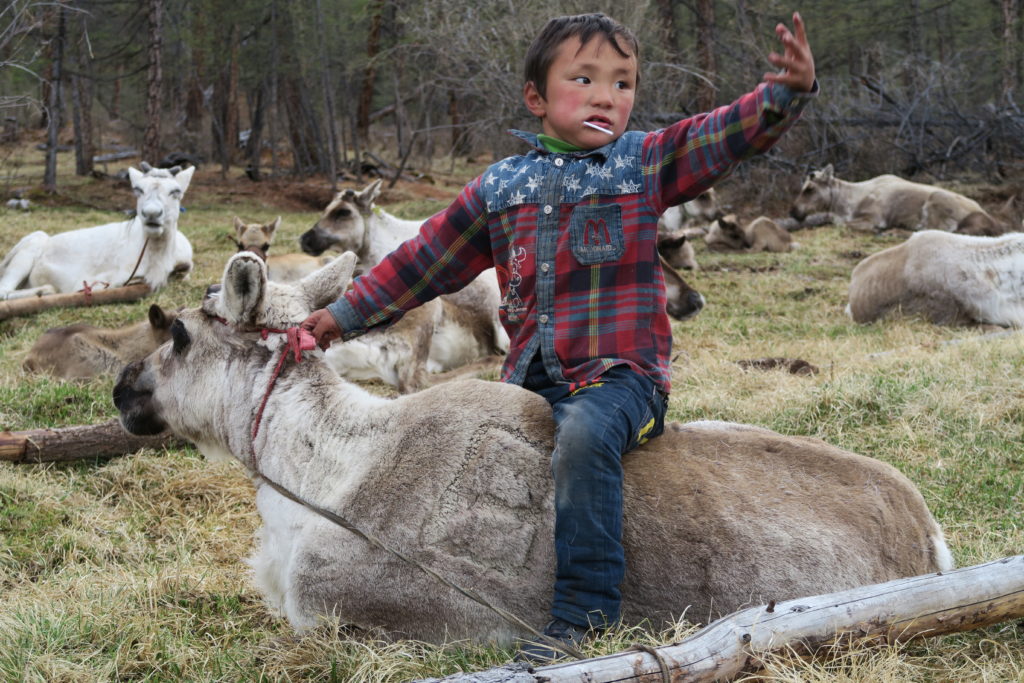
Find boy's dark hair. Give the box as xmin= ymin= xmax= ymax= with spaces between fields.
xmin=524 ymin=13 xmax=640 ymax=100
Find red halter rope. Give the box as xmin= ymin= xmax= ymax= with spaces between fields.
xmin=250 ymin=326 xmax=318 ymax=461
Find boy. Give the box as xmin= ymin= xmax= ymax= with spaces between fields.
xmin=302 ymin=11 xmax=816 ymax=662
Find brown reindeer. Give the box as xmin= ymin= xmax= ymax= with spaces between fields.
xmin=23 ymin=304 xmax=179 ymax=380
xmin=706 ymin=214 xmax=796 ymax=253
xmin=232 ymin=216 xmax=337 ymax=282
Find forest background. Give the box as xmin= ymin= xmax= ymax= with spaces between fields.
xmin=2 ymin=0 xmax=1024 ymax=199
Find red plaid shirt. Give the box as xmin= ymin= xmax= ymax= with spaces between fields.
xmin=328 ymin=82 xmax=816 ymax=393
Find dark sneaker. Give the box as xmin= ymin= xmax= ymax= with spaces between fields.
xmin=514 ymin=618 xmax=593 ymax=664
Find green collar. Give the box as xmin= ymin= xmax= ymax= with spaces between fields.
xmin=537 ymin=133 xmax=583 ymax=154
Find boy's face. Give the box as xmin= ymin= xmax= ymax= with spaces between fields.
xmin=523 ymin=35 xmax=637 ymax=150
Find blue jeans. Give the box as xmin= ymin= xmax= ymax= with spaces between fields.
xmin=527 ymin=364 xmax=668 ymax=628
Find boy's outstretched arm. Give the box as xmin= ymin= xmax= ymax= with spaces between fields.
xmin=763 ymin=11 xmax=815 ymax=93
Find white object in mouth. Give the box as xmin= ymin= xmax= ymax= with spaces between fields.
xmin=583 ymin=121 xmax=614 ymax=135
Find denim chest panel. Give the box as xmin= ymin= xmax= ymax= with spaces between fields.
xmin=481 ymin=132 xmax=647 ymax=251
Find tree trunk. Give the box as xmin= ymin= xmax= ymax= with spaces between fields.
xmin=43 ymin=2 xmax=66 ymax=193
xmin=0 ymin=419 xmax=184 ymax=464
xmin=0 ymin=284 xmax=151 ymax=322
xmin=315 ymin=0 xmax=339 ymax=189
xmin=655 ymin=0 xmax=678 ymax=59
xmin=1001 ymin=0 xmax=1020 ymax=102
xmin=694 ymin=0 xmax=717 ymax=112
xmin=422 ymin=556 xmax=1024 ymax=683
xmin=357 ymin=0 xmax=384 ymax=140
xmin=71 ymin=11 xmax=94 ymax=177
xmin=142 ymin=0 xmax=163 ymax=165
xmin=111 ymin=64 xmax=122 ymax=120
xmin=245 ymin=81 xmax=266 ymax=181
xmin=280 ymin=76 xmax=323 ymax=174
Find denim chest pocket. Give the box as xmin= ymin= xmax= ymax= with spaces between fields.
xmin=569 ymin=204 xmax=624 ymax=265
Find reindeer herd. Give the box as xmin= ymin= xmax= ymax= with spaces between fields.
xmin=2 ymin=160 xmax=1020 ymax=646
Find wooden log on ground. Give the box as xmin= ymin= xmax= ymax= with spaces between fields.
xmin=0 ymin=283 xmax=150 ymax=321
xmin=0 ymin=418 xmax=185 ymax=464
xmin=422 ymin=555 xmax=1024 ymax=683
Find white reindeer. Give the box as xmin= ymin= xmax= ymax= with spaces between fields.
xmin=0 ymin=164 xmax=195 ymax=300
xmin=114 ymin=251 xmax=953 ymax=644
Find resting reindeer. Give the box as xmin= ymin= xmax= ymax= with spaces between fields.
xmin=847 ymin=230 xmax=1024 ymax=327
xmin=656 ymin=189 xmax=722 ymax=270
xmin=0 ymin=163 xmax=194 ymax=300
xmin=295 ymin=179 xmax=509 ymax=392
xmin=114 ymin=251 xmax=951 ymax=644
xmin=955 ymin=196 xmax=1023 ymax=237
xmin=705 ymin=214 xmax=795 ymax=253
xmin=790 ymin=164 xmax=988 ymax=233
xmin=231 ymin=216 xmax=336 ymax=282
xmin=23 ymin=303 xmax=179 ymax=380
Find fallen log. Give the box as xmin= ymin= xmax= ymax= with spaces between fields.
xmin=0 ymin=283 xmax=150 ymax=321
xmin=422 ymin=555 xmax=1024 ymax=683
xmin=0 ymin=418 xmax=185 ymax=464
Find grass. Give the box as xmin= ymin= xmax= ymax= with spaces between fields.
xmin=1 ymin=151 xmax=1022 ymax=681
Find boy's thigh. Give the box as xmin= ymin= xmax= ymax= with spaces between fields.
xmin=551 ymin=366 xmax=666 ymax=454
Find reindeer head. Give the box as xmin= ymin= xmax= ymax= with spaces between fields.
xmin=707 ymin=214 xmax=747 ymax=250
xmin=232 ymin=216 xmax=281 ymax=260
xmin=682 ymin=188 xmax=723 ymax=221
xmin=127 ymin=164 xmax=195 ymax=239
xmin=299 ymin=179 xmax=383 ymax=257
xmin=115 ymin=251 xmax=358 ymax=441
xmin=790 ymin=164 xmax=835 ymax=222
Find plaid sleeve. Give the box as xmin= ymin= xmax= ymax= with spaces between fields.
xmin=645 ymin=81 xmax=818 ymax=214
xmin=326 ymin=176 xmax=493 ymax=339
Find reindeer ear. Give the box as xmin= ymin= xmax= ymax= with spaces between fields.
xmin=298 ymin=251 xmax=358 ymax=310
xmin=820 ymin=164 xmax=834 ymax=180
xmin=233 ymin=216 xmax=246 ymax=236
xmin=356 ymin=178 xmax=383 ymax=210
xmin=128 ymin=167 xmax=144 ymax=189
xmin=266 ymin=216 xmax=281 ymax=237
xmin=148 ymin=303 xmax=170 ymax=329
xmin=221 ymin=252 xmax=268 ymax=325
xmin=174 ymin=166 xmax=195 ymax=194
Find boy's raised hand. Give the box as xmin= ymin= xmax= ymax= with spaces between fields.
xmin=764 ymin=11 xmax=815 ymax=93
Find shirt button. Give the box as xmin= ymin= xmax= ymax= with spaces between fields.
xmin=554 ymin=158 xmax=564 ymax=167
xmin=540 ymin=262 xmax=550 ymax=273
xmin=539 ymin=314 xmax=549 ymax=324
xmin=543 ymin=205 xmax=553 ymax=215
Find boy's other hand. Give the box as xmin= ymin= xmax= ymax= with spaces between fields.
xmin=301 ymin=308 xmax=342 ymax=350
xmin=764 ymin=11 xmax=815 ymax=92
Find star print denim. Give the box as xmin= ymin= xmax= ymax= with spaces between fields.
xmin=526 ymin=361 xmax=668 ymax=628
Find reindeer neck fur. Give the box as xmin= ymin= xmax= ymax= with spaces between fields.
xmin=121 ymin=212 xmax=180 ymax=288
xmin=363 ymin=207 xmax=422 ymax=265
xmin=232 ymin=336 xmax=393 ymax=495
xmin=826 ymin=176 xmax=866 ymax=218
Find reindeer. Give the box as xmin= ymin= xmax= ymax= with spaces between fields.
xmin=114 ymin=251 xmax=952 ymax=644
xmin=846 ymin=230 xmax=1024 ymax=327
xmin=789 ymin=164 xmax=987 ymax=233
xmin=0 ymin=163 xmax=194 ymax=300
xmin=656 ymin=189 xmax=723 ymax=270
xmin=705 ymin=214 xmax=796 ymax=253
xmin=231 ymin=216 xmax=336 ymax=282
xmin=23 ymin=304 xmax=179 ymax=380
xmin=300 ymin=178 xmax=422 ymax=269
